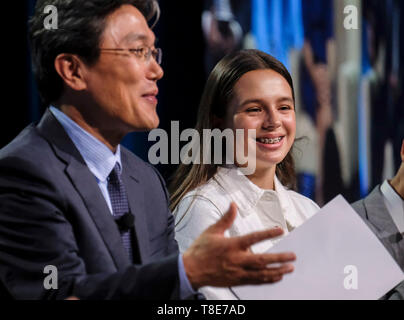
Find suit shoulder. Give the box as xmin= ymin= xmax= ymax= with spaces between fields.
xmin=0 ymin=124 xmax=54 ymax=169
xmin=351 ymin=185 xmax=382 ymax=219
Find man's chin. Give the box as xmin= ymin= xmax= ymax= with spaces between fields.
xmin=147 ymin=117 xmax=160 ymax=130
xmin=130 ymin=117 xmax=160 ymax=132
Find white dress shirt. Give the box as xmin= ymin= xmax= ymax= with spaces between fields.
xmin=380 ymin=180 xmax=404 ymax=233
xmin=50 ymin=106 xmax=121 ymax=214
xmin=174 ymin=166 xmax=320 ymax=299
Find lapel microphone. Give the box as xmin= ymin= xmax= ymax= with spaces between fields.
xmin=115 ymin=212 xmax=135 ymax=232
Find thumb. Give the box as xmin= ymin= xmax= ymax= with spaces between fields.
xmin=205 ymin=202 xmax=237 ymax=235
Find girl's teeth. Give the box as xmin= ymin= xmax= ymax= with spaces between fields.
xmin=258 ymin=137 xmax=282 ymax=144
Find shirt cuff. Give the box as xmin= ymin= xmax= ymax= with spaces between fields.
xmin=178 ymin=254 xmax=197 ymax=299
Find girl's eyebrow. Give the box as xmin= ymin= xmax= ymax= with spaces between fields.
xmin=240 ymin=96 xmax=294 ymax=107
xmin=276 ymin=97 xmax=294 ymax=104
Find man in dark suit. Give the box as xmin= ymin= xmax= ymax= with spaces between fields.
xmin=352 ymin=139 xmax=404 ymax=299
xmin=0 ymin=0 xmax=296 ymax=299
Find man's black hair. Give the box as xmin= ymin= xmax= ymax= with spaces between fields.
xmin=29 ymin=0 xmax=159 ymax=106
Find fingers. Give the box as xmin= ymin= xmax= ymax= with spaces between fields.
xmin=205 ymin=202 xmax=237 ymax=234
xmin=235 ymin=227 xmax=284 ymax=249
xmin=237 ymin=264 xmax=294 ymax=285
xmin=240 ymin=252 xmax=296 ymax=269
xmin=236 ymin=251 xmax=296 ymax=286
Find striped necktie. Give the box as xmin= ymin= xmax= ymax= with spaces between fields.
xmin=107 ymin=163 xmax=134 ymax=262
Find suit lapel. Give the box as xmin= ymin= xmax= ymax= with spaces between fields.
xmin=36 ymin=109 xmax=130 ymax=269
xmin=364 ymin=187 xmax=400 ymax=235
xmin=121 ymin=150 xmax=150 ymax=263
xmin=65 ymin=159 xmax=130 ymax=268
xmin=363 ymin=186 xmax=404 ymax=268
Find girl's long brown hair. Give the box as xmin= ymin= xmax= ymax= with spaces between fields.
xmin=169 ymin=49 xmax=297 ymax=212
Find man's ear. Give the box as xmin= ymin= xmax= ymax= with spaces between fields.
xmin=54 ymin=53 xmax=88 ymax=92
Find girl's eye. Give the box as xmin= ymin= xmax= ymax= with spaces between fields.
xmin=246 ymin=108 xmax=261 ymax=113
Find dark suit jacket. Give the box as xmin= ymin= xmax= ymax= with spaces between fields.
xmin=352 ymin=185 xmax=404 ymax=299
xmin=0 ymin=109 xmax=180 ymax=299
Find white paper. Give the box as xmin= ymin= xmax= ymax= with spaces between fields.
xmin=232 ymin=195 xmax=404 ymax=300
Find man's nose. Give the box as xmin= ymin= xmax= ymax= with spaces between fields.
xmin=147 ymin=59 xmax=164 ymax=81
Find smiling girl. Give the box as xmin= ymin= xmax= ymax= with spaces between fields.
xmin=169 ymin=49 xmax=320 ymax=299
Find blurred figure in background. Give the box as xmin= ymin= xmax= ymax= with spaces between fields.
xmin=202 ymin=0 xmax=252 ymax=74
xmin=299 ymin=0 xmax=343 ymax=206
xmin=363 ymin=0 xmax=404 ymax=190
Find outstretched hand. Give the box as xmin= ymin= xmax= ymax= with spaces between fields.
xmin=183 ymin=202 xmax=296 ymax=290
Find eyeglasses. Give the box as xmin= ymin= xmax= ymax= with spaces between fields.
xmin=99 ymin=46 xmax=162 ymax=65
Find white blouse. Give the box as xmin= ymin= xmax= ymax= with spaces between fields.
xmin=173 ymin=166 xmax=320 ymax=300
